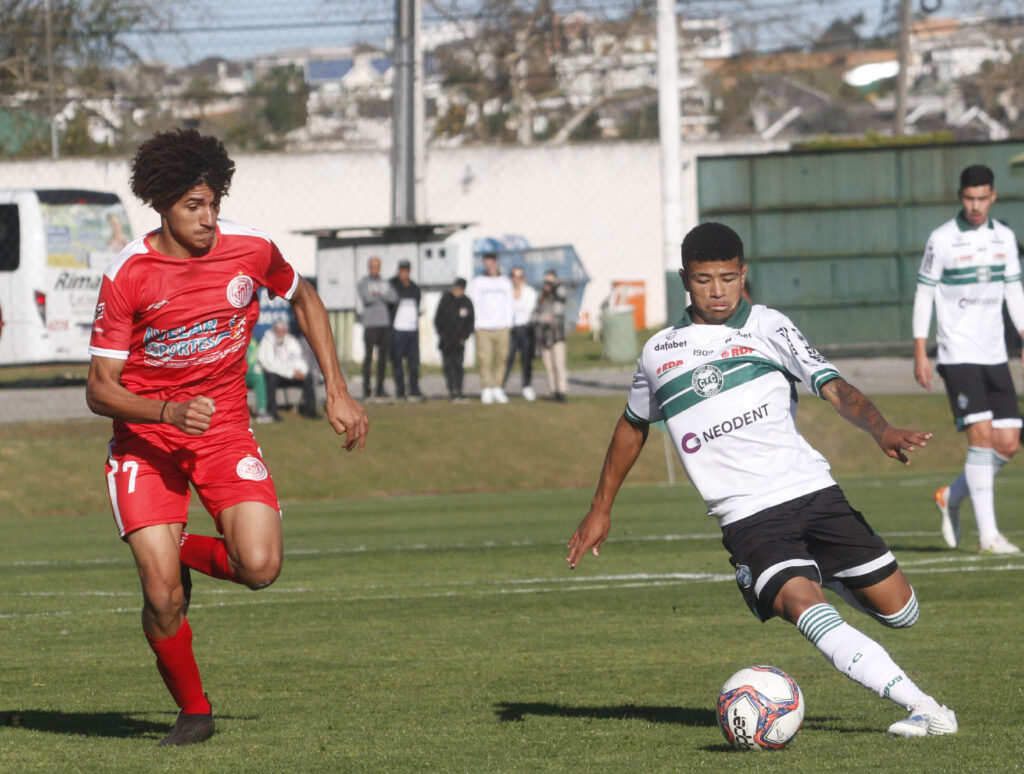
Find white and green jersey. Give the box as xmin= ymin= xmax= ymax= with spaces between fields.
xmin=625 ymin=300 xmax=840 ymax=526
xmin=913 ymin=212 xmax=1024 ymax=365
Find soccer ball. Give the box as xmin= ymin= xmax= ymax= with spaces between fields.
xmin=716 ymin=665 xmax=804 ymax=750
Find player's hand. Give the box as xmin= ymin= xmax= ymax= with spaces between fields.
xmin=326 ymin=391 xmax=369 ymax=451
xmin=913 ymin=357 xmax=932 ymax=390
xmin=566 ymin=508 xmax=611 ymax=569
xmin=878 ymin=426 xmax=931 ymax=465
xmin=167 ymin=396 xmax=215 ymax=436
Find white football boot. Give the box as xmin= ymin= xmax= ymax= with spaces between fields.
xmin=933 ymin=486 xmax=960 ymax=548
xmin=979 ymin=534 xmax=1020 ymax=554
xmin=887 ymin=704 xmax=958 ymax=737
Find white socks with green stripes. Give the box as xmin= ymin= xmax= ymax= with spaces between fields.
xmin=964 ymin=445 xmax=1000 ymax=542
xmin=796 ymin=603 xmax=933 ymax=711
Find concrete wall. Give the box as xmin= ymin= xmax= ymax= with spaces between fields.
xmin=0 ymin=139 xmax=784 ymax=334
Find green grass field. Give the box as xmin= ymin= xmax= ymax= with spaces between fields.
xmin=1 ymin=396 xmax=1023 ymax=772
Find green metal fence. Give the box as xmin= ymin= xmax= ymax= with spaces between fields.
xmin=690 ymin=141 xmax=1024 ymax=355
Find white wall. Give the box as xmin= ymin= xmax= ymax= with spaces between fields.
xmin=0 ymin=139 xmax=785 ymax=332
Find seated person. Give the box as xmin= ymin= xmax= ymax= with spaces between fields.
xmin=257 ymin=320 xmax=318 ymax=419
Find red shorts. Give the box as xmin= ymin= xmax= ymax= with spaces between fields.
xmin=104 ymin=428 xmax=280 ymax=538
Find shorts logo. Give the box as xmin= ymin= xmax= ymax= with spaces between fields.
xmin=681 ymin=432 xmax=702 ymax=454
xmin=236 ymin=455 xmax=268 ymax=481
xmin=692 ymin=364 xmax=724 ymax=397
xmin=957 ymin=393 xmax=969 ymax=411
xmin=227 ymin=275 xmax=255 ymax=308
xmin=735 ymin=565 xmax=753 ymax=589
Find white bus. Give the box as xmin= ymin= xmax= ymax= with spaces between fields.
xmin=0 ymin=189 xmax=132 ymax=365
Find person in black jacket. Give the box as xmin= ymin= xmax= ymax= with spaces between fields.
xmin=389 ymin=259 xmax=423 ymax=401
xmin=434 ymin=278 xmax=475 ymax=401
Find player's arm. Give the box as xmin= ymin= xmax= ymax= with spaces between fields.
xmin=911 ymin=282 xmax=935 ymax=390
xmin=85 ymin=355 xmax=214 ymax=435
xmin=289 ymin=276 xmax=369 ymax=451
xmin=567 ymin=414 xmax=649 ymax=568
xmin=820 ymin=377 xmax=931 ymax=465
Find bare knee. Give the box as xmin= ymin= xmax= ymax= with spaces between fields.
xmin=142 ymin=581 xmax=187 ymax=632
xmin=994 ymin=437 xmax=1019 ymax=460
xmin=234 ymin=548 xmax=282 ymax=590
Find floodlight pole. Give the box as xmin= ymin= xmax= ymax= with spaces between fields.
xmin=658 ymin=0 xmax=683 ymax=321
xmin=392 ymin=0 xmax=425 ymax=224
xmin=895 ymin=0 xmax=912 ymax=135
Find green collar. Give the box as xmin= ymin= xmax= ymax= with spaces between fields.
xmin=675 ymin=297 xmax=752 ymax=329
xmin=956 ymin=210 xmax=993 ymax=232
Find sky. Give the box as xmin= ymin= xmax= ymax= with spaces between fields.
xmin=124 ymin=0 xmax=977 ymax=68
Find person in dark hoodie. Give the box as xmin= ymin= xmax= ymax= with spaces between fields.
xmin=434 ymin=277 xmax=475 ymax=402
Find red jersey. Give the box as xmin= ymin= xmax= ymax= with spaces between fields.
xmin=90 ymin=219 xmax=298 ymax=442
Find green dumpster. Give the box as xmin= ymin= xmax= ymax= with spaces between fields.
xmin=601 ymin=306 xmax=638 ymax=362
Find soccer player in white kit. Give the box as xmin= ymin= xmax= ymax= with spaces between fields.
xmin=567 ymin=222 xmax=957 ymax=737
xmin=913 ymin=164 xmax=1024 ymax=554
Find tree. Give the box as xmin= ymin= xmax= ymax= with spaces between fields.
xmin=813 ymin=14 xmax=866 ymax=51
xmin=427 ymin=0 xmax=656 ymax=145
xmin=0 ymin=0 xmax=183 ymax=156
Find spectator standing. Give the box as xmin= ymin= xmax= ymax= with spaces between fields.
xmin=434 ymin=277 xmax=475 ymax=401
xmin=356 ymin=256 xmax=398 ymax=401
xmin=469 ymin=252 xmax=513 ymax=404
xmin=389 ymin=259 xmax=423 ymax=401
xmin=503 ymin=266 xmax=538 ymax=401
xmin=258 ymin=319 xmax=319 ymax=420
xmin=532 ymin=270 xmax=569 ymax=402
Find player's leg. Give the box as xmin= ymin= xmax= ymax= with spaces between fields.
xmin=218 ymin=501 xmax=283 ymax=590
xmin=935 ymin=364 xmax=993 ymax=547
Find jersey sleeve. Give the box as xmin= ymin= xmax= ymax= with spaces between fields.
xmin=759 ymin=310 xmax=841 ymax=399
xmin=262 ymin=241 xmax=299 ymax=300
xmin=916 ymin=232 xmax=944 ymax=287
xmin=88 ymin=274 xmax=134 ymax=359
xmin=623 ymin=355 xmax=663 ymax=425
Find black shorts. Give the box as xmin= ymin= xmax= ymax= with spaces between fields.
xmin=937 ymin=362 xmax=1021 ymax=431
xmin=720 ymin=485 xmax=898 ymax=622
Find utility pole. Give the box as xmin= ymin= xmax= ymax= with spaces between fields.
xmin=657 ymin=0 xmax=683 ymax=320
xmin=895 ymin=0 xmax=912 ymax=135
xmin=391 ymin=0 xmax=425 ymax=224
xmin=44 ymin=0 xmax=58 ymax=159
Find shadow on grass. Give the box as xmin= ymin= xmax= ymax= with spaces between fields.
xmin=495 ymin=701 xmax=715 ymax=726
xmin=2 ymin=709 xmax=171 ymax=738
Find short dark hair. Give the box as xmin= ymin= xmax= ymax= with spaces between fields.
xmin=130 ymin=127 xmax=235 ymax=212
xmin=681 ymin=222 xmax=744 ymax=268
xmin=959 ymin=164 xmax=995 ymax=191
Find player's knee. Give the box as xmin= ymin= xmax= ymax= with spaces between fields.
xmin=236 ymin=549 xmax=282 ymax=590
xmin=144 ymin=582 xmax=187 ymax=620
xmin=877 ymin=588 xmax=919 ymax=629
xmin=995 ymin=437 xmax=1019 ymax=459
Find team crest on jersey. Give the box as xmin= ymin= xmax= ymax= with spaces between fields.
xmin=236 ymin=455 xmax=268 ymax=481
xmin=227 ymin=275 xmax=255 ymax=308
xmin=692 ymin=364 xmax=724 ymax=397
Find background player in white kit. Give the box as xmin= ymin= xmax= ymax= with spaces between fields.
xmin=567 ymin=222 xmax=957 ymax=737
xmin=913 ymin=164 xmax=1024 ymax=554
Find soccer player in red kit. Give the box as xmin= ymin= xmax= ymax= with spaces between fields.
xmin=86 ymin=128 xmax=368 ymax=746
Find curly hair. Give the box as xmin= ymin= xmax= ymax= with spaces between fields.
xmin=129 ymin=128 xmax=235 ymax=212
xmin=681 ymin=222 xmax=744 ymax=268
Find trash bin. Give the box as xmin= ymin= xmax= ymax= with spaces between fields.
xmin=601 ymin=305 xmax=638 ymax=362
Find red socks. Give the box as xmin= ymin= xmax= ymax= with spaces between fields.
xmin=180 ymin=532 xmax=237 ymax=582
xmin=146 ymin=618 xmax=211 ymax=715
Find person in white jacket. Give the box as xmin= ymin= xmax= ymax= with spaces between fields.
xmin=468 ymin=252 xmax=513 ymax=404
xmin=258 ymin=319 xmax=318 ymax=420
